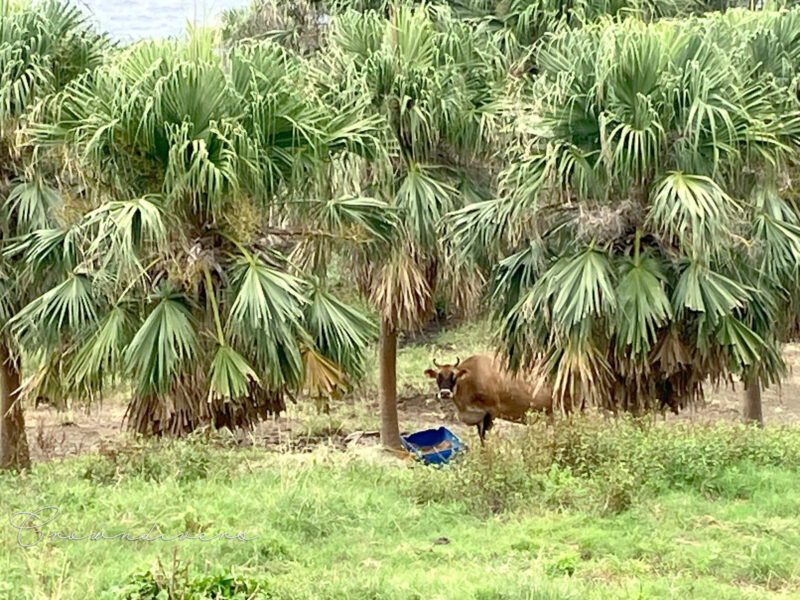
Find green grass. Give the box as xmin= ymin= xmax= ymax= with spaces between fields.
xmin=3 ymin=420 xmax=800 ymax=599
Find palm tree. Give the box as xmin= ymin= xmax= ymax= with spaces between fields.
xmin=220 ymin=0 xmax=329 ymax=54
xmin=433 ymin=0 xmax=721 ymax=57
xmin=449 ymin=10 xmax=800 ymax=420
xmin=13 ymin=30 xmax=393 ymax=436
xmin=0 ymin=0 xmax=107 ymax=469
xmin=313 ymin=3 xmax=509 ymax=449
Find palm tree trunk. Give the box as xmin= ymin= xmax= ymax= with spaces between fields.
xmin=379 ymin=318 xmax=403 ymax=450
xmin=743 ymin=380 xmax=763 ymax=428
xmin=0 ymin=339 xmax=30 ymax=470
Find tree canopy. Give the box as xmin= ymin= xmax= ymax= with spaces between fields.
xmin=10 ymin=30 xmax=394 ymax=435
xmin=3 ymin=1 xmax=800 ymax=463
xmin=451 ymin=9 xmax=800 ymax=413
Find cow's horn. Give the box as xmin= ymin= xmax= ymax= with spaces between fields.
xmin=454 ymin=357 xmax=460 ymax=367
xmin=433 ymin=358 xmax=441 ymax=368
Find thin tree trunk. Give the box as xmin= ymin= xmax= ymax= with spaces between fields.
xmin=743 ymin=380 xmax=764 ymax=428
xmin=379 ymin=318 xmax=403 ymax=450
xmin=0 ymin=339 xmax=30 ymax=470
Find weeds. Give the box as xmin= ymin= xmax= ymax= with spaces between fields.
xmin=410 ymin=416 xmax=800 ymax=515
xmin=5 ymin=418 xmax=800 ymax=599
xmin=82 ymin=435 xmax=225 ymax=485
xmin=104 ymin=548 xmax=262 ymax=599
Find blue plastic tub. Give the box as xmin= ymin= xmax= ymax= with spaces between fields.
xmin=401 ymin=427 xmax=465 ymax=465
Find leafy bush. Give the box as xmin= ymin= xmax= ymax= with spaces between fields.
xmin=410 ymin=417 xmax=800 ymax=515
xmin=105 ymin=555 xmax=263 ymax=600
xmin=82 ymin=436 xmax=227 ymax=485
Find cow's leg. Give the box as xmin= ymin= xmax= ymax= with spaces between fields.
xmin=483 ymin=412 xmax=494 ymax=433
xmin=476 ymin=413 xmax=493 ymax=445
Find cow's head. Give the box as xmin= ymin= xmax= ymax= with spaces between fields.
xmin=424 ymin=357 xmax=462 ymax=400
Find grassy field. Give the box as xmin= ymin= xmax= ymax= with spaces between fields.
xmin=3 ymin=418 xmax=800 ymax=600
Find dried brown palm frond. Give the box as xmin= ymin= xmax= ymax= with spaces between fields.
xmin=438 ymin=260 xmax=486 ymax=319
xmin=209 ymin=382 xmax=286 ymax=431
xmin=302 ymin=344 xmax=347 ymax=398
xmin=650 ymin=327 xmax=691 ymax=376
xmin=125 ymin=370 xmax=285 ymax=436
xmin=367 ymin=250 xmax=433 ymax=331
xmin=123 ymin=370 xmax=206 ymax=436
xmin=549 ymin=334 xmax=614 ymax=411
xmin=608 ymin=350 xmax=655 ymax=414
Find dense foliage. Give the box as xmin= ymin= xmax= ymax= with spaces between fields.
xmin=0 ymin=0 xmax=108 ymax=468
xmin=452 ymin=9 xmax=800 ymax=413
xmin=10 ymin=30 xmax=393 ymax=435
xmin=2 ymin=1 xmax=800 ymax=458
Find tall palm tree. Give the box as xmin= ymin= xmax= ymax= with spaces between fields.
xmin=0 ymin=0 xmax=107 ymax=469
xmin=314 ymin=3 xmax=509 ymax=449
xmin=13 ymin=31 xmax=393 ymax=436
xmin=449 ymin=10 xmax=800 ymax=419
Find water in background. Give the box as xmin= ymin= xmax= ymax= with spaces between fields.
xmin=76 ymin=0 xmax=251 ymax=42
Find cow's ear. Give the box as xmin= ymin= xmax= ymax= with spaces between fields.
xmin=424 ymin=369 xmax=437 ymax=379
xmin=455 ymin=369 xmax=467 ymax=380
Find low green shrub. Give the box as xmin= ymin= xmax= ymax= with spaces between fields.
xmin=103 ymin=555 xmax=264 ymax=600
xmin=410 ymin=417 xmax=800 ymax=515
xmin=82 ymin=435 xmax=227 ymax=485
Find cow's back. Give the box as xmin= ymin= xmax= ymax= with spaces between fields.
xmin=493 ymin=357 xmax=552 ymax=420
xmin=449 ymin=355 xmax=500 ymax=425
xmin=454 ymin=354 xmax=552 ymax=423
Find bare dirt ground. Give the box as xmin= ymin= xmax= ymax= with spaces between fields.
xmin=23 ymin=344 xmax=800 ymax=463
xmin=22 ymin=390 xmax=464 ymax=462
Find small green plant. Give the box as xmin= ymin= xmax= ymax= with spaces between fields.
xmin=545 ymin=552 xmax=580 ymax=577
xmin=105 ymin=550 xmax=263 ymax=600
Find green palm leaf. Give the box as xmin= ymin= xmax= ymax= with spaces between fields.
xmin=68 ymin=304 xmax=133 ymax=393
xmin=615 ymin=253 xmax=672 ymax=355
xmin=543 ymin=246 xmax=617 ymax=331
xmin=208 ymin=345 xmax=260 ymax=403
xmin=672 ymin=260 xmax=750 ymax=326
xmin=648 ymin=171 xmax=737 ymax=255
xmin=396 ymin=163 xmax=458 ymax=249
xmin=125 ymin=291 xmax=198 ymax=395
xmin=4 ymin=179 xmax=61 ymax=234
xmin=304 ymin=285 xmax=377 ymax=380
xmin=10 ymin=272 xmax=97 ymax=343
xmin=315 ymin=196 xmax=398 ymax=244
xmin=227 ymin=253 xmax=307 ymax=389
xmin=716 ymin=315 xmax=764 ymax=370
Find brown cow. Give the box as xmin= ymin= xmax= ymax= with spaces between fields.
xmin=424 ymin=354 xmax=553 ymax=443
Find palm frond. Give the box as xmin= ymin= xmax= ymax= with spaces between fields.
xmin=125 ymin=290 xmax=198 ymax=395
xmin=226 ymin=253 xmax=307 ymax=389
xmin=647 ymin=171 xmax=738 ymax=255
xmin=615 ymin=252 xmax=672 ymax=356
xmin=4 ymin=178 xmax=61 ymax=234
xmin=304 ymin=284 xmax=377 ymax=381
xmin=68 ymin=304 xmax=133 ymax=394
xmin=10 ymin=272 xmax=97 ymax=344
xmin=207 ymin=345 xmax=261 ymax=403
